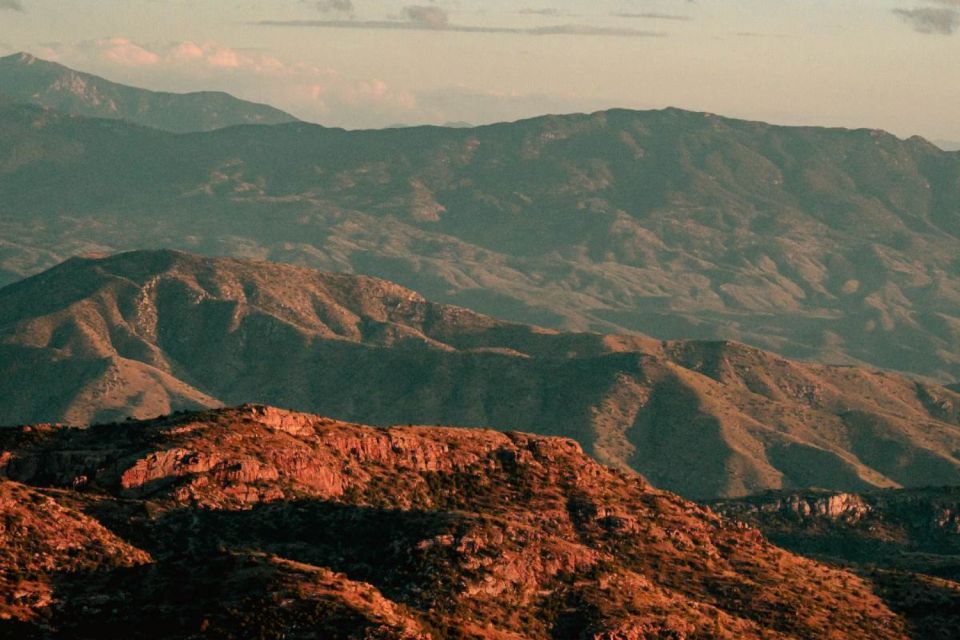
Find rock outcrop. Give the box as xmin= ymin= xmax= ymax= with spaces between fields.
xmin=712 ymin=487 xmax=960 ymax=639
xmin=0 ymin=406 xmax=923 ymax=638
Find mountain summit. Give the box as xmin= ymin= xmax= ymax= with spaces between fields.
xmin=0 ymin=52 xmax=298 ymax=132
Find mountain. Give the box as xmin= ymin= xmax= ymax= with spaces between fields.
xmin=2 ymin=250 xmax=959 ymax=499
xmin=712 ymin=488 xmax=960 ymax=638
xmin=935 ymin=140 xmax=960 ymax=152
xmin=0 ymin=53 xmax=298 ymax=132
xmin=0 ymin=405 xmax=929 ymax=638
xmin=1 ymin=103 xmax=959 ymax=380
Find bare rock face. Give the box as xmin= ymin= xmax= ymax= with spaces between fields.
xmin=736 ymin=491 xmax=873 ymax=521
xmin=0 ymin=406 xmax=922 ymax=638
xmin=2 ymin=250 xmax=960 ymax=500
xmin=713 ymin=487 xmax=960 ymax=559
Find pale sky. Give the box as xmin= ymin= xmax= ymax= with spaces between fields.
xmin=2 ymin=0 xmax=960 ymax=140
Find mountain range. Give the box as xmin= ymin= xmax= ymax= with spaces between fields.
xmin=0 ymin=52 xmax=297 ymax=133
xmin=1 ymin=58 xmax=959 ymax=382
xmin=2 ymin=54 xmax=960 ymax=638
xmin=2 ymin=250 xmax=959 ymax=500
xmin=0 ymin=404 xmax=939 ymax=638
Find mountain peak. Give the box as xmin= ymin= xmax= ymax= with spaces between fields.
xmin=4 ymin=51 xmax=38 ymax=64
xmin=0 ymin=53 xmax=298 ymax=132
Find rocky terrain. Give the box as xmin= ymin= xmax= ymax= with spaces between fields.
xmin=712 ymin=487 xmax=960 ymax=573
xmin=0 ymin=405 xmax=941 ymax=638
xmin=0 ymin=53 xmax=297 ymax=132
xmin=1 ymin=68 xmax=960 ymax=380
xmin=712 ymin=488 xmax=960 ymax=639
xmin=2 ymin=250 xmax=959 ymax=499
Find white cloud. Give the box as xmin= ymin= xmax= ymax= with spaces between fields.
xmin=40 ymin=39 xmax=421 ymax=128
xmin=32 ymin=36 xmax=636 ymax=129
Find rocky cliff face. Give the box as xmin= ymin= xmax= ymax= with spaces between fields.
xmin=0 ymin=406 xmax=926 ymax=638
xmin=2 ymin=250 xmax=960 ymax=500
xmin=712 ymin=487 xmax=960 ymax=560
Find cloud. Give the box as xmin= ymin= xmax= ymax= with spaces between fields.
xmin=894 ymin=6 xmax=960 ymax=34
xmin=29 ymin=37 xmax=637 ymax=129
xmin=402 ymin=5 xmax=449 ymax=28
xmin=313 ymin=0 xmax=353 ymax=14
xmin=613 ymin=12 xmax=691 ymax=22
xmin=38 ymin=39 xmax=421 ymax=128
xmin=94 ymin=38 xmax=161 ymax=66
xmin=0 ymin=0 xmax=23 ymax=11
xmin=316 ymin=0 xmax=352 ymax=12
xmin=259 ymin=16 xmax=664 ymax=38
xmin=518 ymin=8 xmax=562 ymax=17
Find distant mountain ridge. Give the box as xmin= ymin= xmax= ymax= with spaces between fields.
xmin=1 ymin=99 xmax=959 ymax=380
xmin=2 ymin=250 xmax=959 ymax=499
xmin=0 ymin=52 xmax=298 ymax=132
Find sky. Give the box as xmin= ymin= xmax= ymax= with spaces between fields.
xmin=2 ymin=0 xmax=960 ymax=141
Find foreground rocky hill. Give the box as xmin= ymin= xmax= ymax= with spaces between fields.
xmin=0 ymin=53 xmax=298 ymax=133
xmin=2 ymin=250 xmax=959 ymax=499
xmin=2 ymin=90 xmax=960 ymax=378
xmin=0 ymin=405 xmax=934 ymax=638
xmin=712 ymin=488 xmax=960 ymax=639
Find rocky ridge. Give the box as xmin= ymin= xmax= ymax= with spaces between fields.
xmin=0 ymin=405 xmax=927 ymax=639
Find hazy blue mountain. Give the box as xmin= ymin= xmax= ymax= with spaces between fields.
xmin=0 ymin=52 xmax=298 ymax=132
xmin=1 ymin=101 xmax=960 ymax=379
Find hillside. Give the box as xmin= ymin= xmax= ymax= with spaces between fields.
xmin=0 ymin=405 xmax=930 ymax=638
xmin=0 ymin=100 xmax=959 ymax=379
xmin=0 ymin=53 xmax=297 ymax=132
xmin=712 ymin=487 xmax=960 ymax=575
xmin=2 ymin=250 xmax=959 ymax=499
xmin=712 ymin=488 xmax=960 ymax=639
